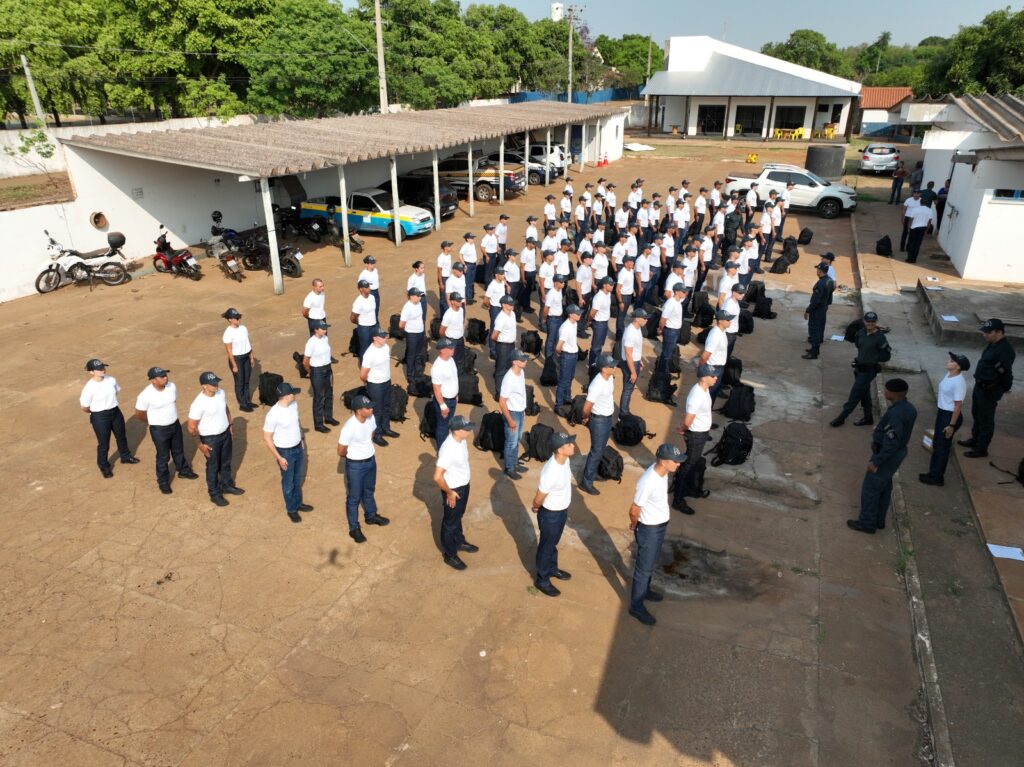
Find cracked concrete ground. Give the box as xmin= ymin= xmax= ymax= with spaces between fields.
xmin=0 ymin=151 xmax=931 ymax=766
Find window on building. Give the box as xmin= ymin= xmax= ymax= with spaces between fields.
xmin=774 ymin=106 xmax=806 ymax=130
xmin=993 ymin=189 xmax=1024 ymax=201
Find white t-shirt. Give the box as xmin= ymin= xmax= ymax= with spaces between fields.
xmin=222 ymin=324 xmax=252 ymax=356
xmin=521 ymin=247 xmax=538 ymax=273
xmin=437 ymin=252 xmax=453 ymax=278
xmin=339 ymin=414 xmax=376 ymax=460
xmin=635 ymin=254 xmax=651 ymax=282
xmin=576 ymin=264 xmax=594 ymax=295
xmin=445 ymin=274 xmax=466 ymax=298
xmin=718 ymin=274 xmax=737 ymax=301
xmin=745 ymin=189 xmax=758 ymax=210
xmin=134 ymin=381 xmax=179 ymax=426
xmin=614 ymin=208 xmax=629 ymax=229
xmin=481 ymin=233 xmax=498 ymax=254
xmin=542 ymin=234 xmax=559 ymax=254
xmin=617 ymin=268 xmax=635 ymax=296
xmin=504 ymin=260 xmax=521 ymax=283
xmin=611 ymin=242 xmax=627 ymax=266
xmin=662 ymin=297 xmax=683 ymax=330
xmin=80 ymin=376 xmax=120 ymax=412
xmin=622 ymin=324 xmax=644 ymax=362
xmin=494 ymin=310 xmax=517 ymax=343
xmin=937 ymin=373 xmax=967 ymax=411
xmin=407 ymin=271 xmax=426 ymax=295
xmin=263 ymin=401 xmax=302 ymax=448
xmin=554 ymin=250 xmax=571 ymax=276
xmin=637 ymin=207 xmax=650 ymax=227
xmin=724 ymin=296 xmax=740 ymax=335
xmin=442 ymin=307 xmax=465 ymax=339
xmin=591 ymin=290 xmax=612 ymax=322
xmin=902 ymin=197 xmax=921 ymax=217
xmin=544 ymin=202 xmax=556 ymax=221
xmin=682 ymin=256 xmax=697 ymax=288
xmin=695 ymin=196 xmax=707 ymax=215
xmin=545 ymin=289 xmax=564 ymax=318
xmin=558 ymin=319 xmax=579 ymax=354
xmin=485 ymin=280 xmax=507 ymax=307
xmin=500 ymin=369 xmax=527 ymax=412
xmin=437 ymin=435 xmax=471 ymax=489
xmin=526 ymin=224 xmax=539 ymax=243
xmin=188 ymin=389 xmax=230 ymax=436
xmin=459 ymin=242 xmax=477 ymax=264
xmin=685 ymin=383 xmax=713 ymax=433
xmin=303 ymin=290 xmax=326 ymax=320
xmin=593 ymin=252 xmax=609 ymax=281
xmin=304 ymin=334 xmax=332 ymax=367
xmin=633 ymin=464 xmax=670 ymax=525
xmin=586 ymin=372 xmax=615 ymax=417
xmin=361 ymin=343 xmax=391 ymax=384
xmin=495 ymin=223 xmax=508 ymax=244
xmin=538 ymin=456 xmax=572 ymax=511
xmin=713 ymin=211 xmax=725 ymax=236
xmin=352 ymin=294 xmax=377 ymax=326
xmin=705 ymin=326 xmax=728 ymax=366
xmin=538 ymin=261 xmax=555 ymax=291
xmin=909 ymin=205 xmax=936 ymax=229
xmin=400 ymin=300 xmax=424 ymax=334
xmin=431 ymin=356 xmax=459 ymax=399
xmin=358 ymin=268 xmax=379 ymax=290
xmin=710 ymin=188 xmax=722 ymax=206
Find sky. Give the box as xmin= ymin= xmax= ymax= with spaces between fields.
xmin=482 ymin=0 xmax=1019 ymax=49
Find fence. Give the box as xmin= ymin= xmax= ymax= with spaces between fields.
xmin=511 ymin=87 xmax=641 ymax=105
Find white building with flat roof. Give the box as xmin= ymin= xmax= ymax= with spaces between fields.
xmin=642 ymin=36 xmax=861 ymax=139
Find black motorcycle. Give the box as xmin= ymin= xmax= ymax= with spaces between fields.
xmin=241 ymin=225 xmax=304 ymax=278
xmin=323 ymin=204 xmax=364 ymax=253
xmin=275 ymin=204 xmax=324 ymax=244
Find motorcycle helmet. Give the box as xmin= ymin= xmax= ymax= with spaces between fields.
xmin=211 ymin=210 xmax=223 ymax=223
xmin=326 ymin=205 xmax=336 ymax=215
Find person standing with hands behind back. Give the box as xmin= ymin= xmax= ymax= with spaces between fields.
xmin=434 ymin=415 xmax=479 ymax=571
xmin=134 ymin=366 xmax=198 ymax=494
xmin=262 ymin=381 xmax=313 ymax=523
xmin=221 ymin=307 xmax=254 ymax=412
xmin=80 ymin=358 xmax=141 ymax=478
xmin=187 ymin=371 xmax=244 ymax=507
xmin=531 ymin=432 xmax=577 ymax=597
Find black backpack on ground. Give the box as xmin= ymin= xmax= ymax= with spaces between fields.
xmin=525 ymin=384 xmax=541 ymax=416
xmin=680 ymin=457 xmax=710 ymax=499
xmin=695 ymin=303 xmax=715 ymax=329
xmin=466 ymin=318 xmax=487 ymax=345
xmin=520 ymin=330 xmax=542 ymax=356
xmin=342 ymin=385 xmax=369 ymax=410
xmin=876 ymin=234 xmax=893 ymax=257
xmin=738 ymin=309 xmax=754 ymax=335
xmin=564 ymin=286 xmax=579 ymax=308
xmin=668 ymin=345 xmax=683 ymax=375
xmin=678 ymin=319 xmax=692 ymax=345
xmin=710 ymin=421 xmax=754 ymax=466
xmin=419 ymin=403 xmax=437 ymax=442
xmin=798 ymin=227 xmax=813 ymax=245
xmin=769 ymin=256 xmax=791 ymax=274
xmin=348 ymin=328 xmax=360 ymax=356
xmin=598 ymin=446 xmax=624 ymax=482
xmin=691 ymin=290 xmax=710 ymax=317
xmin=576 ymin=348 xmax=588 ymax=365
xmin=258 ymin=372 xmax=284 ymax=406
xmin=523 ymin=423 xmax=555 ymax=462
xmin=782 ymin=236 xmax=799 ymax=259
xmin=644 ymin=309 xmax=662 ymax=339
xmin=540 ymin=355 xmax=559 ymax=386
xmin=722 ymin=357 xmax=743 ymax=388
xmin=457 ymin=349 xmax=478 ymax=375
xmin=753 ymin=296 xmax=776 ymax=320
xmin=429 ymin=316 xmax=442 ymax=341
xmin=474 ymin=411 xmax=506 ymax=452
xmin=719 ymin=384 xmax=755 ymax=421
xmin=407 ymin=374 xmax=433 ymax=398
xmin=613 ymin=414 xmax=654 ymax=447
xmin=389 ymin=384 xmax=409 ymax=422
xmin=645 ymin=369 xmax=678 ymax=405
xmin=567 ymin=394 xmax=587 ymax=425
xmin=458 ymin=372 xmax=482 ymax=406
xmin=743 ymin=280 xmax=766 ymax=305
xmin=389 ymin=313 xmax=406 ymax=340
xmin=475 ymin=265 xmax=487 ymax=285
xmin=696 ymin=326 xmax=711 ymax=345
xmin=292 ymin=351 xmax=308 ymax=379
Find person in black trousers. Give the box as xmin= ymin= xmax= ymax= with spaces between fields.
xmin=79 ymin=358 xmax=139 ymax=478
xmin=802 ymin=263 xmax=834 ymax=360
xmin=920 ymin=353 xmax=969 ymax=486
xmin=134 ymin=366 xmax=198 ymax=493
xmin=959 ymin=318 xmax=1016 ymax=458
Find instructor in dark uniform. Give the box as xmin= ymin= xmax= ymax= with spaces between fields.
xmin=802 ymin=262 xmax=834 ymax=360
xmin=848 ymin=378 xmax=917 ymax=534
xmin=830 ymin=312 xmax=891 ymax=427
xmin=959 ymin=318 xmax=1016 ymax=458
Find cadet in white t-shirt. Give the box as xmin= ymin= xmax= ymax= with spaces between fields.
xmin=674 ymin=363 xmax=718 ymax=516
xmin=262 ymin=381 xmax=312 ymax=523
xmin=459 ymin=232 xmax=479 ymax=302
xmin=187 ymin=371 xmax=243 ymax=506
xmin=589 ymin=276 xmax=614 ymax=365
xmin=80 ymin=358 xmax=138 ymax=477
xmin=337 ymin=393 xmax=389 ymax=542
xmin=657 ymin=283 xmax=687 ymax=373
xmin=436 ymin=241 xmax=455 ymax=314
xmin=628 ymin=443 xmax=686 ymax=626
xmin=499 ymin=351 xmax=529 ymax=478
xmin=400 ymin=287 xmax=427 ymax=380
xmin=555 ymin=304 xmax=582 ymax=408
xmin=358 ymin=255 xmax=381 ymax=324
xmin=302 ymin=278 xmax=326 ymax=336
xmin=700 ymin=310 xmax=732 ymax=402
xmin=221 ymin=307 xmax=255 ymax=411
xmin=543 ymin=274 xmax=566 ymax=359
xmin=520 ymin=240 xmax=539 ymax=313
xmin=431 ymin=339 xmax=460 ymax=447
xmin=724 ymin=283 xmax=744 ymax=359
xmin=619 ymin=308 xmax=649 ymax=415
xmin=922 ymin=352 xmax=970 ymax=484
xmin=441 ymin=293 xmax=467 ymax=366
xmin=491 ymin=295 xmax=518 ymax=393
xmin=135 ymin=366 xmax=196 ymax=492
xmin=351 ymin=280 xmax=378 ymax=359
xmin=407 ymin=259 xmax=428 ymax=324
xmin=531 ymin=431 xmax=577 ymax=597
xmin=434 ymin=415 xmax=477 ymax=570
xmin=360 ymin=327 xmax=397 ymax=445
xmin=484 ymin=271 xmax=508 ymax=359
xmin=580 ymin=354 xmax=618 ymax=494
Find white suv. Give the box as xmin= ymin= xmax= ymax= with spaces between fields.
xmin=723 ymin=163 xmax=858 ymax=219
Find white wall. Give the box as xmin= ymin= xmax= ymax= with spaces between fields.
xmin=921 ymin=129 xmax=999 ymax=194
xmin=661 ymin=97 xmax=687 ymax=132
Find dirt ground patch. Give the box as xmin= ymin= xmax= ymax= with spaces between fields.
xmin=0 ymin=172 xmax=74 ymax=210
xmin=0 ymin=154 xmax=931 ymax=766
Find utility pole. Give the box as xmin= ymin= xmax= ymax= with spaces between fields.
xmin=20 ymin=55 xmax=47 ymax=128
xmin=566 ymin=7 xmax=574 ymax=104
xmin=646 ymin=35 xmax=652 ymax=80
xmin=373 ymin=0 xmax=389 ymax=113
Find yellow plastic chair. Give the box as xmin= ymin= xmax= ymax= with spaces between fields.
xmin=792 ymin=127 xmax=805 ymax=140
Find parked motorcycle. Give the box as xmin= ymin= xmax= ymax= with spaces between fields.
xmin=323 ymin=204 xmax=364 ymax=253
xmin=35 ymin=230 xmax=129 ymax=294
xmin=210 ymin=210 xmax=246 ymax=250
xmin=242 ymin=223 xmax=304 ymax=278
xmin=276 ymin=204 xmax=325 ymax=244
xmin=203 ymin=235 xmax=245 ymax=282
xmin=152 ymin=225 xmax=201 ymax=280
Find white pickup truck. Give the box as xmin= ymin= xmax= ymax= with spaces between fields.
xmin=723 ymin=163 xmax=857 ymax=219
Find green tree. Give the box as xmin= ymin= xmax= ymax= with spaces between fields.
xmin=923 ymin=8 xmax=1024 ymax=94
xmin=761 ymin=29 xmax=854 ymax=78
xmin=593 ymin=34 xmax=663 ymax=87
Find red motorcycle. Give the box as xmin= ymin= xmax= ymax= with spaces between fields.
xmin=152 ymin=225 xmax=202 ymax=280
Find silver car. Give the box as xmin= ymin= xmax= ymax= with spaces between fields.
xmin=859 ymin=143 xmax=902 ymax=174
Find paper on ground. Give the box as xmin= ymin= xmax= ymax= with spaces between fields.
xmin=926 ymin=286 xmax=944 ymax=291
xmin=624 ymin=143 xmax=655 ymax=152
xmin=830 ymin=334 xmax=845 ymax=342
xmin=987 ymin=544 xmax=1024 ymax=562
xmin=941 ymin=314 xmax=959 ymax=322
xmin=926 ymin=276 xmax=939 ymax=282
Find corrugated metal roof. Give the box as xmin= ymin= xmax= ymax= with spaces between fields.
xmin=950 ymin=94 xmax=1024 ymax=143
xmin=642 ymin=54 xmax=860 ymax=98
xmin=859 ymin=87 xmax=913 ymax=110
xmin=60 ymin=101 xmax=626 ymax=178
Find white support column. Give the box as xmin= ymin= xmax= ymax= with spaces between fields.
xmin=579 ymin=122 xmax=586 ymax=172
xmin=431 ymin=150 xmax=441 ymax=231
xmin=524 ymin=131 xmax=530 ymax=194
xmin=259 ymin=178 xmax=283 ymax=295
xmin=545 ymin=129 xmax=551 ymax=186
xmin=389 ymin=156 xmax=402 ymax=247
xmin=498 ymin=136 xmax=505 ymax=206
xmin=337 ymin=165 xmax=351 ymax=267
xmin=467 ymin=144 xmax=475 ymax=218
xmin=595 ymin=119 xmax=602 ymax=166
xmin=564 ymin=124 xmax=571 ymax=167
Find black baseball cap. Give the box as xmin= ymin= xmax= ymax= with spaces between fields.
xmin=550 ymin=431 xmax=577 ymax=449
xmin=656 ymin=444 xmax=685 ymax=462
xmin=85 ymin=358 xmax=108 ymax=371
xmin=363 ymin=255 xmax=376 ymax=264
xmin=948 ymin=352 xmax=970 ymax=371
xmin=450 ymin=415 xmax=475 ymax=431
xmin=199 ymin=371 xmax=221 ymax=385
xmin=276 ymin=382 xmax=301 ymax=397
xmin=350 ymin=394 xmax=372 ymax=410
xmin=980 ymin=318 xmax=1004 ymax=332
xmin=313 ymin=319 xmax=330 ymax=330
xmin=147 ymin=366 xmax=170 ymax=379
xmin=222 ymin=307 xmax=241 ymax=319
xmin=440 ymin=240 xmax=453 ymax=248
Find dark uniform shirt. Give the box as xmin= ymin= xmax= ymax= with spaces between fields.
xmin=871 ymin=399 xmax=918 ymax=467
xmin=854 ymin=329 xmax=892 ymax=368
xmin=807 ymin=276 xmax=834 ymax=313
xmin=975 ymin=338 xmax=1015 ymax=392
